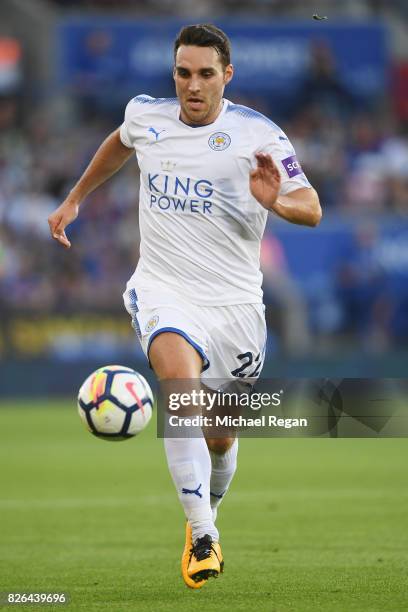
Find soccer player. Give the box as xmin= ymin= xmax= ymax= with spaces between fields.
xmin=48 ymin=24 xmax=321 ymax=588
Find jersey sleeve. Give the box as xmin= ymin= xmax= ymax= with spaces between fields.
xmin=258 ymin=127 xmax=312 ymax=196
xmin=119 ymin=99 xmax=134 ymax=148
xmin=119 ymin=94 xmax=155 ymax=149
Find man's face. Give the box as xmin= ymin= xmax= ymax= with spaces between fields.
xmin=174 ymin=45 xmax=233 ymax=125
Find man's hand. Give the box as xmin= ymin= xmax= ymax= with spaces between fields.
xmin=250 ymin=152 xmax=322 ymax=226
xmin=48 ymin=199 xmax=79 ymax=249
xmin=249 ymin=152 xmax=281 ymax=209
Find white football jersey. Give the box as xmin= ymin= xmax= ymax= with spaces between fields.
xmin=120 ymin=95 xmax=311 ymax=306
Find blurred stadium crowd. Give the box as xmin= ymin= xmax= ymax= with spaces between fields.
xmin=46 ymin=0 xmax=408 ymax=20
xmin=0 ymin=0 xmax=407 ymax=361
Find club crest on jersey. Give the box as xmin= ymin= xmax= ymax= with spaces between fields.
xmin=145 ymin=315 xmax=159 ymax=333
xmin=208 ymin=132 xmax=231 ymax=151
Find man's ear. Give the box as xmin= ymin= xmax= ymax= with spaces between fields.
xmin=224 ymin=64 xmax=234 ymax=85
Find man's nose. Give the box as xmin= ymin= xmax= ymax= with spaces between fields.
xmin=188 ymin=76 xmax=201 ymax=92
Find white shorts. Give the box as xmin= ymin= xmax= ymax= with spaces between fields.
xmin=123 ymin=286 xmax=266 ymax=386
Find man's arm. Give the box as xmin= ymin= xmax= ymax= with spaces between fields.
xmin=271 ymin=187 xmax=322 ymax=227
xmin=250 ymin=152 xmax=322 ymax=227
xmin=48 ymin=128 xmax=134 ymax=248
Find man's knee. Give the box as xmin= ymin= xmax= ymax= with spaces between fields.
xmin=149 ymin=332 xmax=202 ymax=379
xmin=206 ymin=436 xmax=235 ymax=454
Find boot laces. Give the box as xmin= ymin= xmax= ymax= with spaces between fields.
xmin=193 ymin=535 xmax=214 ymax=561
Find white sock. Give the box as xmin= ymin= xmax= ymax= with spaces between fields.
xmin=210 ymin=438 xmax=238 ymax=522
xmin=164 ymin=437 xmax=219 ymax=542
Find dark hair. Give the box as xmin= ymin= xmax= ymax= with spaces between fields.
xmin=174 ymin=24 xmax=231 ymax=69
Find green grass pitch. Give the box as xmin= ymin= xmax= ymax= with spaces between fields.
xmin=0 ymin=400 xmax=407 ymax=611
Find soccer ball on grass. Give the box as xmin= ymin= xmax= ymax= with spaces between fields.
xmin=78 ymin=365 xmax=153 ymax=441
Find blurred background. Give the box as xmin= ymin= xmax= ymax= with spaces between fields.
xmin=0 ymin=0 xmax=407 ymax=395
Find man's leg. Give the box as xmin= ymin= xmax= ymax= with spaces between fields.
xmin=150 ymin=332 xmax=218 ymax=542
xmin=150 ymin=332 xmax=222 ymax=585
xmin=206 ymin=437 xmax=238 ymax=523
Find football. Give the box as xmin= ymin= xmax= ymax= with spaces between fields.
xmin=77 ymin=365 xmax=154 ymax=440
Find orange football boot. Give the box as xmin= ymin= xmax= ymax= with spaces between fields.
xmin=181 ymin=522 xmax=206 ymax=589
xmin=187 ymin=534 xmax=224 ymax=583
